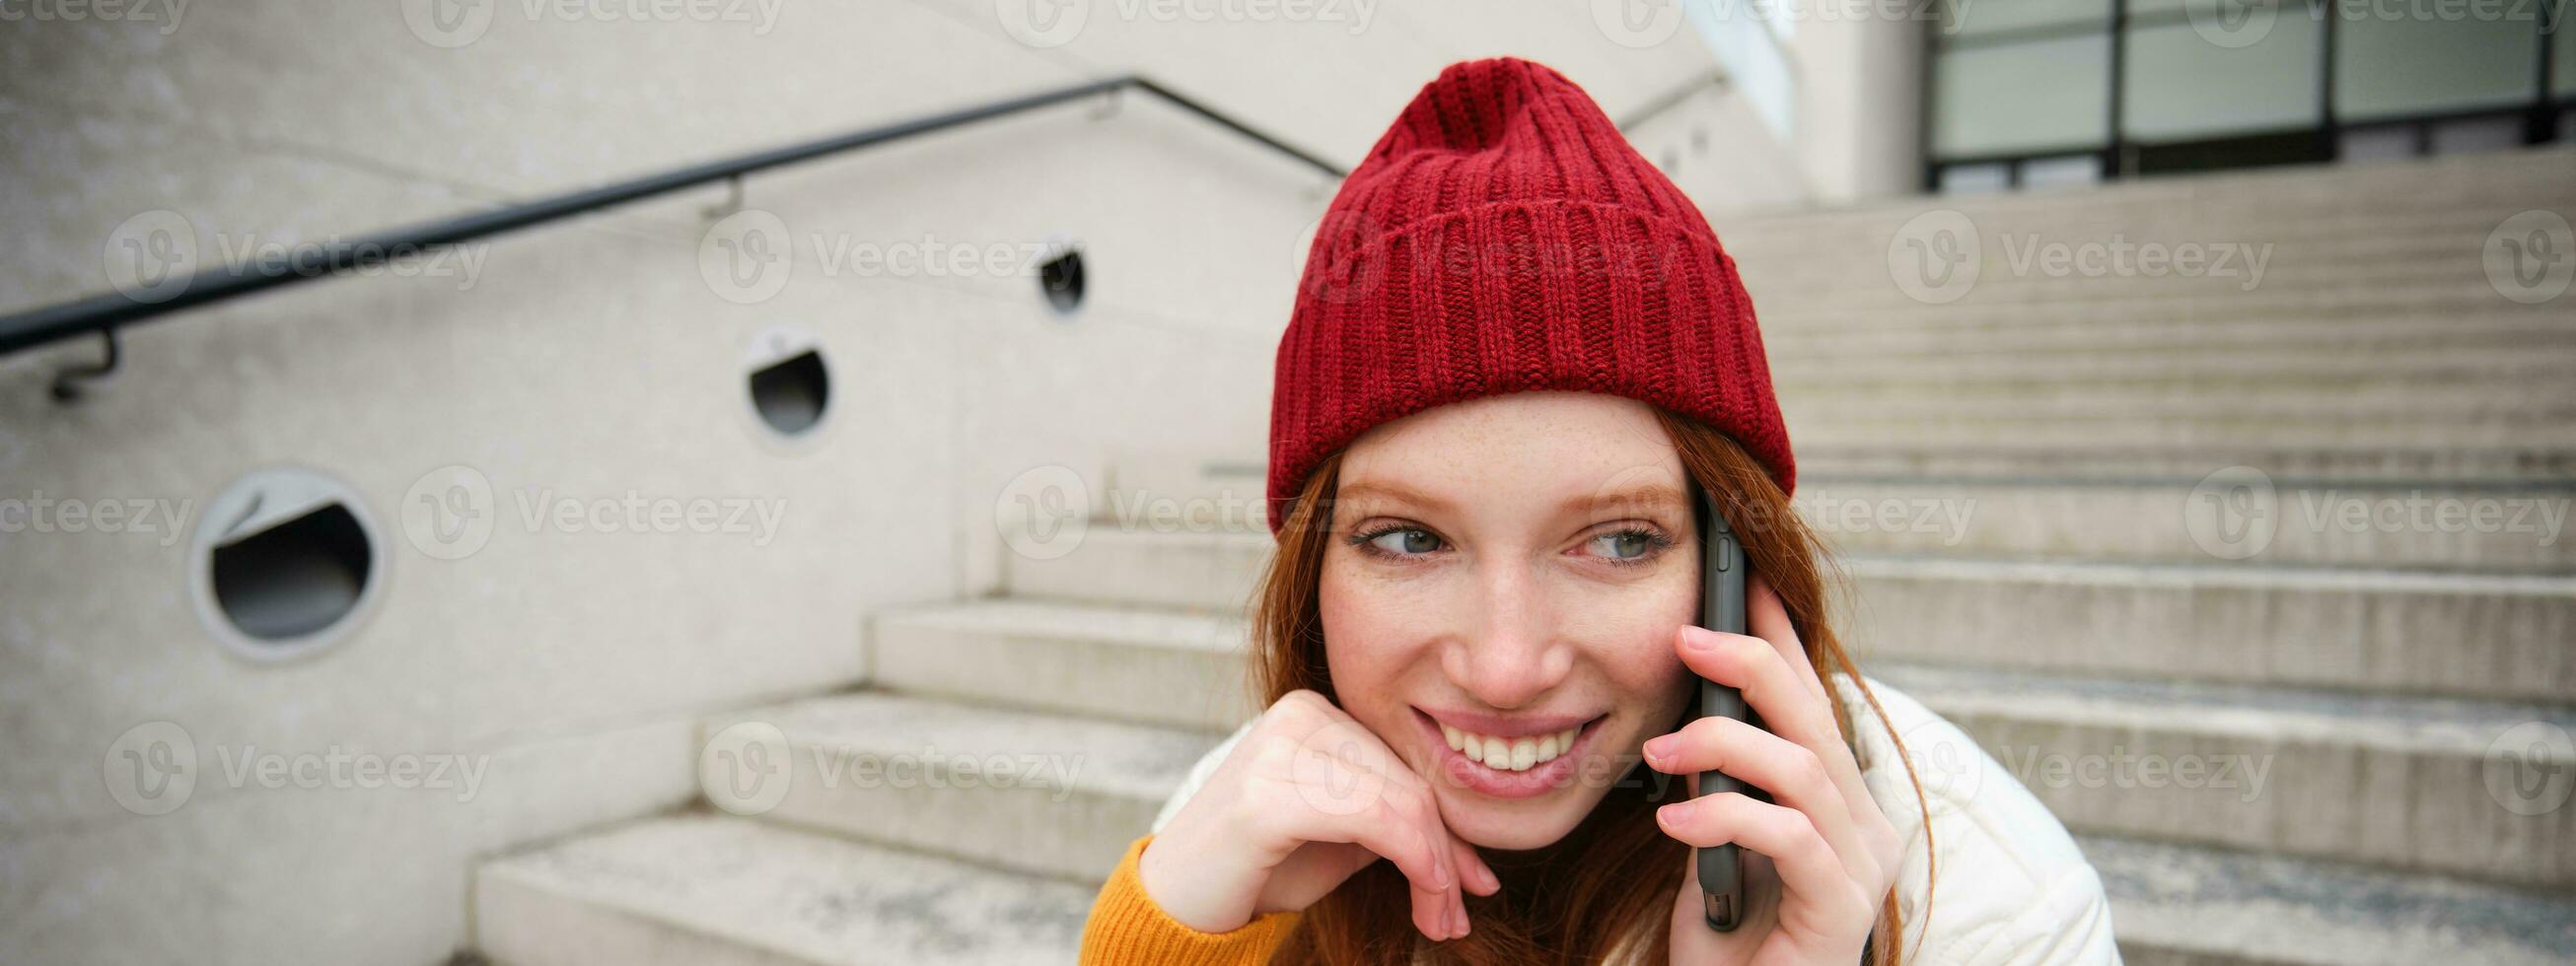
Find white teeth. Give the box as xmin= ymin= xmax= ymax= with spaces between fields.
xmin=1445 ymin=722 xmax=1586 ymax=772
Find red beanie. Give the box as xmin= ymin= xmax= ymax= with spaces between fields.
xmin=1265 ymin=56 xmax=1794 ymax=537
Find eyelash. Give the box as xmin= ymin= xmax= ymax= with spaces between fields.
xmin=1345 ymin=524 xmax=1677 ymax=569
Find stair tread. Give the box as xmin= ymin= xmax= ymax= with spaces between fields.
xmin=1876 ymin=659 xmax=2576 ymax=752
xmin=478 ymin=814 xmax=1096 ymax=965
xmin=718 ymin=690 xmax=1221 ymax=802
xmin=882 ymin=597 xmax=1245 ymax=648
xmin=2082 ymin=832 xmax=2576 ymax=966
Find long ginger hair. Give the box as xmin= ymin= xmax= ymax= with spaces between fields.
xmin=1246 ymin=405 xmax=1932 ymax=965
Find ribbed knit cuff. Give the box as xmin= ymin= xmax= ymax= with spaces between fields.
xmin=1080 ymin=834 xmax=1301 ymax=964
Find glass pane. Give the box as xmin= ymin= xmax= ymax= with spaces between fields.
xmin=2335 ymin=2 xmax=2540 ymax=120
xmin=1943 ymin=0 xmax=2109 ymax=39
xmin=2558 ymin=23 xmax=2575 ymax=97
xmin=1934 ymin=34 xmax=2113 ymax=157
xmin=2124 ymin=19 xmax=2320 ymax=141
xmin=2023 ymin=154 xmax=2106 ymax=187
xmin=1938 ymin=163 xmax=2014 ymax=193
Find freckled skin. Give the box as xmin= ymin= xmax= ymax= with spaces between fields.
xmin=1320 ymin=390 xmax=1700 ymax=852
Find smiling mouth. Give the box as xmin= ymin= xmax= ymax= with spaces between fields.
xmin=1412 ymin=708 xmax=1609 ymax=796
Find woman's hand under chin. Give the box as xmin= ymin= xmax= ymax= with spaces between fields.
xmin=1647 ymin=576 xmax=1904 ymax=965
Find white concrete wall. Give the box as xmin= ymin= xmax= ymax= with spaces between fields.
xmin=0 ymin=3 xmax=1810 ymax=963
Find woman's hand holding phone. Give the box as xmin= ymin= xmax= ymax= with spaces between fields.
xmin=1648 ymin=576 xmax=1905 ymax=965
xmin=1138 ymin=689 xmax=1503 ymax=941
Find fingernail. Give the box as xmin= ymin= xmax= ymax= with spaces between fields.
xmin=1643 ymin=735 xmax=1673 ymax=761
xmin=1435 ymin=861 xmax=1452 ymax=890
xmin=1657 ymin=802 xmax=1682 ymax=827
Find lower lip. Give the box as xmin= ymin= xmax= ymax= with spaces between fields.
xmin=1415 ymin=709 xmax=1604 ymax=799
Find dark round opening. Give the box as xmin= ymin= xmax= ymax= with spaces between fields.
xmin=1038 ymin=247 xmax=1085 ymax=314
xmin=750 ymin=349 xmax=829 ymax=436
xmin=210 ymin=503 xmax=375 ymax=642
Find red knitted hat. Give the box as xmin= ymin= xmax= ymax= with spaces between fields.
xmin=1265 ymin=56 xmax=1794 ymax=537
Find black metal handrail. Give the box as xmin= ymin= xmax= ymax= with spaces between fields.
xmin=0 ymin=76 xmax=1343 ymax=360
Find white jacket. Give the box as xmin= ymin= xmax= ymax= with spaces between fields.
xmin=1150 ymin=675 xmax=2123 ymax=965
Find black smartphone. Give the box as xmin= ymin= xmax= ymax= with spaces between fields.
xmin=1691 ymin=479 xmax=1763 ymax=931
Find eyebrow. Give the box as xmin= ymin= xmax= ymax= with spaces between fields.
xmin=1335 ymin=479 xmax=1688 ymax=518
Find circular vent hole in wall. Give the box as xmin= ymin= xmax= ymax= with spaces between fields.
xmin=1038 ymin=245 xmax=1085 ymax=315
xmin=749 ymin=349 xmax=828 ymax=436
xmin=191 ymin=467 xmax=385 ymax=661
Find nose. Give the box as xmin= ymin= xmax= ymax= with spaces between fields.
xmin=1447 ymin=557 xmax=1571 ymax=710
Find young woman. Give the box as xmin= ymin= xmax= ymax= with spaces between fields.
xmin=1079 ymin=57 xmax=2118 ymax=965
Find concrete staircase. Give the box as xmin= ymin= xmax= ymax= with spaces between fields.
xmin=469 ymin=147 xmax=2576 ymax=964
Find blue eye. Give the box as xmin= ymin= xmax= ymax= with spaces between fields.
xmin=1361 ymin=526 xmax=1444 ymax=557
xmin=1584 ymin=527 xmax=1673 ymax=567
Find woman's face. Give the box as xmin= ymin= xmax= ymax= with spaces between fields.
xmin=1320 ymin=389 xmax=1699 ymax=851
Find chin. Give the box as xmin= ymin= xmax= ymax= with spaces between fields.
xmin=1439 ymin=789 xmax=1602 ymax=851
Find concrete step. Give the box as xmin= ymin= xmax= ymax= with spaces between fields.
xmin=1882 ymin=661 xmax=2576 ymax=888
xmin=1779 ymin=379 xmax=2576 ymax=416
xmin=1787 ymin=412 xmax=2576 ymax=451
xmin=701 ymin=692 xmax=1218 ymax=880
xmin=1770 ymin=345 xmax=2576 ymax=389
xmin=473 ymin=813 xmax=1095 ymax=966
xmin=994 ymin=530 xmax=2576 ymax=702
xmin=1758 ymin=277 xmax=2522 ymax=314
xmin=1783 ymin=476 xmax=2575 ymax=573
xmin=1753 ymin=286 xmax=2563 ymax=329
xmin=2085 ymin=832 xmax=2576 ymax=966
xmin=871 ymin=598 xmax=1253 ymax=731
xmin=1751 ymin=262 xmax=2502 ymax=308
xmin=1843 ymin=556 xmax=2576 ymax=704
xmin=1761 ymin=317 xmax=2576 ymax=363
xmin=1791 ymin=445 xmax=2576 ymax=485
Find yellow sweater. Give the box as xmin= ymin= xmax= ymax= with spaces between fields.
xmin=1080 ymin=834 xmax=1303 ymax=964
